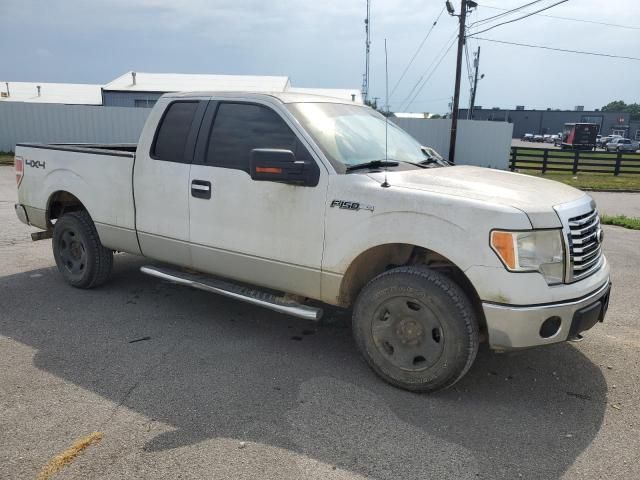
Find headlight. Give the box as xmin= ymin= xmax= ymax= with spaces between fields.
xmin=490 ymin=229 xmax=565 ymax=285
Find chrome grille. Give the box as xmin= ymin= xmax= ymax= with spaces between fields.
xmin=568 ymin=209 xmax=603 ymax=281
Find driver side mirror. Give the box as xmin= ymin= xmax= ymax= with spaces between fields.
xmin=250 ymin=148 xmax=311 ymax=186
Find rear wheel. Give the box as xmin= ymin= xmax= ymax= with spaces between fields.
xmin=52 ymin=211 xmax=113 ymax=288
xmin=352 ymin=266 xmax=479 ymax=392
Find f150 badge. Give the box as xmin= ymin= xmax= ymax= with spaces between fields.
xmin=330 ymin=200 xmax=374 ymax=212
xmin=24 ymin=159 xmax=46 ymax=169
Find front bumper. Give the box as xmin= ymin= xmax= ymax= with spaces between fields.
xmin=483 ymin=280 xmax=611 ymax=350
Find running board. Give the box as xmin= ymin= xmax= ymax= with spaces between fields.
xmin=140 ymin=266 xmax=323 ymax=321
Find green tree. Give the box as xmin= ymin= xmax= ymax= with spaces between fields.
xmin=365 ymin=98 xmax=378 ymax=110
xmin=365 ymin=98 xmax=392 ymax=116
xmin=430 ymin=114 xmax=443 ymax=119
xmin=601 ymin=101 xmax=640 ymax=121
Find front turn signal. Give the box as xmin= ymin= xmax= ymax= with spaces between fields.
xmin=490 ymin=231 xmax=517 ymax=270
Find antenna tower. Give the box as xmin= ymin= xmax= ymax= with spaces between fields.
xmin=361 ymin=0 xmax=371 ymax=102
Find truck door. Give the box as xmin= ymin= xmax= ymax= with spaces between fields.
xmin=188 ymin=100 xmax=328 ymax=298
xmin=133 ymin=98 xmax=207 ymax=266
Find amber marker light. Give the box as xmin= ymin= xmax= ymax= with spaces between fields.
xmin=490 ymin=231 xmax=517 ymax=270
xmin=256 ymin=167 xmax=282 ymax=174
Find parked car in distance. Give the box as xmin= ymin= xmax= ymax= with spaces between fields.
xmin=550 ymin=134 xmax=559 ymax=144
xmin=522 ymin=133 xmax=534 ymax=142
xmin=14 ymin=91 xmax=611 ymax=393
xmin=533 ymin=134 xmax=544 ymax=142
xmin=553 ymin=132 xmax=563 ymax=147
xmin=599 ymin=135 xmax=622 ymax=149
xmin=543 ymin=134 xmax=553 ymax=143
xmin=606 ymin=138 xmax=638 ymax=152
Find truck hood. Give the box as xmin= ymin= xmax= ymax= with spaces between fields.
xmin=366 ymin=165 xmax=587 ymax=228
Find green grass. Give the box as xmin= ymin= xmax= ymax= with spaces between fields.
xmin=0 ymin=152 xmax=14 ymax=166
xmin=524 ymin=172 xmax=640 ymax=191
xmin=600 ymin=215 xmax=640 ymax=230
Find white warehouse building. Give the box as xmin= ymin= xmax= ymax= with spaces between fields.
xmin=0 ymin=72 xmax=363 ymax=151
xmin=101 ymin=71 xmax=362 ymax=107
xmin=2 ymin=72 xmax=362 ymax=108
xmin=0 ymin=81 xmax=102 ymax=105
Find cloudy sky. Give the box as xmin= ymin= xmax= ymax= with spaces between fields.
xmin=1 ymin=0 xmax=638 ymax=113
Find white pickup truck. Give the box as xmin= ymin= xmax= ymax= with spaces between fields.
xmin=14 ymin=92 xmax=611 ymax=392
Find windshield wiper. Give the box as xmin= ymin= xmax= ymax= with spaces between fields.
xmin=419 ymin=157 xmax=452 ymax=166
xmin=346 ymin=160 xmax=400 ymax=172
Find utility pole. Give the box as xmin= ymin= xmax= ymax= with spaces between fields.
xmin=362 ymin=0 xmax=371 ymax=103
xmin=447 ymin=0 xmax=476 ymax=163
xmin=469 ymin=45 xmax=481 ymax=119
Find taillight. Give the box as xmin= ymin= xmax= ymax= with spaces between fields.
xmin=15 ymin=156 xmax=24 ymax=186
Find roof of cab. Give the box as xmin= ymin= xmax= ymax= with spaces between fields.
xmin=165 ymin=91 xmax=364 ymax=105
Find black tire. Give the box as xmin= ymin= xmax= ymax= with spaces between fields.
xmin=52 ymin=211 xmax=113 ymax=288
xmin=352 ymin=266 xmax=479 ymax=392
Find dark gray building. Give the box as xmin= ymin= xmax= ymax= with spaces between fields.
xmin=458 ymin=107 xmax=638 ymax=140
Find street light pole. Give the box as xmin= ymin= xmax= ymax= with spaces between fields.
xmin=448 ymin=0 xmax=471 ymax=164
xmin=469 ymin=45 xmax=481 ymax=119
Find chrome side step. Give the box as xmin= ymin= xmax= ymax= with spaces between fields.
xmin=140 ymin=266 xmax=323 ymax=321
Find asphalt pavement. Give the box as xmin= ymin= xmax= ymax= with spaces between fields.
xmin=589 ymin=191 xmax=640 ymax=217
xmin=1 ymin=166 xmax=639 ymax=479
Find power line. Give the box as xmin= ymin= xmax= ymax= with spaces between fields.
xmin=476 ymin=4 xmax=640 ymax=30
xmin=468 ymin=0 xmax=568 ymax=37
xmin=398 ymin=31 xmax=457 ymax=110
xmin=464 ymin=39 xmax=473 ymax=86
xmin=404 ymin=35 xmax=458 ymax=110
xmin=409 ymin=96 xmax=453 ymax=104
xmin=390 ymin=6 xmax=446 ymax=98
xmin=474 ymin=37 xmax=640 ymax=61
xmin=396 ymin=29 xmax=458 ymax=111
xmin=469 ymin=0 xmax=545 ymax=27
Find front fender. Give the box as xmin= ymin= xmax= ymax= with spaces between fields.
xmin=320 ymin=201 xmax=531 ymax=304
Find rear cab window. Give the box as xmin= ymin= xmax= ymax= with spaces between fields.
xmin=152 ymin=101 xmax=202 ymax=163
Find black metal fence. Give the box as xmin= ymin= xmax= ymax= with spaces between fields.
xmin=509 ymin=147 xmax=640 ymax=175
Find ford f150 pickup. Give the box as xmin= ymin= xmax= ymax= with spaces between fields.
xmin=14 ymin=92 xmax=611 ymax=392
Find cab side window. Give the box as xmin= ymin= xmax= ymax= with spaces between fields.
xmin=206 ymin=103 xmax=309 ymax=172
xmin=152 ymin=101 xmax=200 ymax=163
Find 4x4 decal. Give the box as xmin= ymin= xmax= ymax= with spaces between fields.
xmin=24 ymin=159 xmax=46 ymax=169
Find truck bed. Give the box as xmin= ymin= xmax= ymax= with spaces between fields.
xmin=15 ymin=142 xmax=138 ymax=253
xmin=17 ymin=142 xmax=137 ymax=155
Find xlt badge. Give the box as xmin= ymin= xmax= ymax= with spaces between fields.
xmin=330 ymin=200 xmax=374 ymax=212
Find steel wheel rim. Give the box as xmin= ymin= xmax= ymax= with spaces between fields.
xmin=58 ymin=227 xmax=87 ymax=278
xmin=371 ymin=296 xmax=445 ymax=372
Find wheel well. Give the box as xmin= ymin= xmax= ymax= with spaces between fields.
xmin=47 ymin=191 xmax=87 ymax=227
xmin=338 ymin=244 xmax=486 ymax=334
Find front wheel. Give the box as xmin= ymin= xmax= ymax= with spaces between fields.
xmin=352 ymin=266 xmax=479 ymax=392
xmin=52 ymin=211 xmax=113 ymax=288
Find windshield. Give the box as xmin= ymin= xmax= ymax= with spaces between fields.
xmin=287 ymin=102 xmax=433 ymax=171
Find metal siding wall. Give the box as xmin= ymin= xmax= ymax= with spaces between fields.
xmin=391 ymin=118 xmax=512 ymax=169
xmin=0 ymin=102 xmax=151 ymax=151
xmin=102 ymin=91 xmax=164 ymax=107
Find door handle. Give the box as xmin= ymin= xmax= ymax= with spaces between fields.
xmin=191 ymin=180 xmax=211 ymax=199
